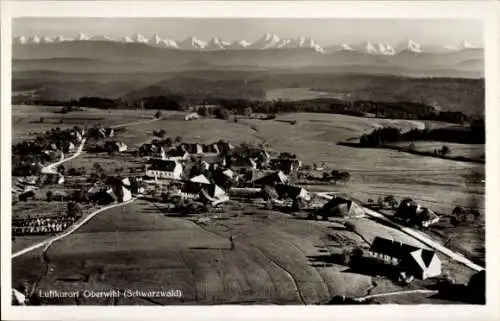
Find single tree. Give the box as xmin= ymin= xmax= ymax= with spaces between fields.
xmin=56 ymin=164 xmax=65 ymax=174
xmin=154 ymin=111 xmax=163 ymax=119
xmin=46 ymin=190 xmax=53 ymax=202
xmin=440 ymin=145 xmax=451 ymax=156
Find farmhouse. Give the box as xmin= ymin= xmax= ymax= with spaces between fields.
xmin=201 ymin=143 xmax=220 ymax=155
xmin=200 ymin=184 xmax=229 ymax=205
xmin=369 ymin=237 xmax=442 ymax=280
xmin=209 ymin=168 xmax=235 ymax=189
xmin=252 ymin=171 xmax=288 ymax=187
xmin=115 ymin=141 xmax=128 ymax=153
xmin=185 ymin=112 xmax=200 ymax=121
xmin=106 ymin=141 xmax=128 ymax=153
xmin=269 ymin=158 xmax=302 ymax=174
xmin=179 ymin=143 xmax=202 ymax=155
xmin=39 ymin=172 xmax=65 ymax=186
xmin=107 ymin=177 xmax=133 ymax=203
xmin=165 ymin=147 xmax=190 ymax=161
xmin=215 ymin=141 xmax=235 ymax=155
xmin=146 ymin=159 xmax=183 ymax=181
xmin=395 ymin=198 xmax=440 ymax=227
xmin=232 ymin=156 xmax=257 ymax=171
xmin=321 ymin=197 xmax=365 ymax=218
xmin=275 ymin=184 xmax=311 ymax=201
xmin=63 ymin=142 xmax=76 ymax=153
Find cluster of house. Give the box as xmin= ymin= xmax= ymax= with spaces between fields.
xmin=12 ymin=215 xmax=80 ymax=236
xmin=13 ymin=126 xmax=85 ymax=174
xmin=136 ymin=139 xmax=313 ymax=206
xmin=87 ymin=126 xmax=115 ymax=140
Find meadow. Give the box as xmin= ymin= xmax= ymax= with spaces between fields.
xmin=265 ymin=88 xmax=348 ymax=101
xmin=15 ymin=200 xmax=475 ymax=305
xmin=11 ymin=106 xmax=484 ymax=304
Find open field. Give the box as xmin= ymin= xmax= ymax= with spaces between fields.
xmin=265 ymin=88 xmax=348 ymax=101
xmin=12 ymin=200 xmax=475 ymax=305
xmin=12 ymin=105 xmax=158 ymax=144
xmin=388 ymin=141 xmax=485 ymax=161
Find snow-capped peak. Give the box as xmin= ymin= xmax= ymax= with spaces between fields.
xmin=458 ymin=40 xmax=476 ymax=50
xmin=161 ymin=39 xmax=180 ymax=49
xmin=14 ymin=36 xmax=28 ymax=45
xmin=249 ymin=33 xmax=281 ymax=49
xmin=205 ymin=37 xmax=231 ymax=50
xmin=179 ymin=36 xmax=207 ymax=50
xmin=274 ymin=36 xmax=325 ymax=53
xmin=407 ymin=39 xmax=422 ymax=53
xmin=377 ymin=43 xmax=396 ymax=55
xmin=150 ymin=34 xmax=163 ymax=45
xmin=133 ymin=33 xmax=149 ymax=44
xmin=364 ymin=40 xmax=378 ymax=54
xmin=76 ymin=33 xmax=89 ymax=41
xmin=228 ymin=39 xmax=251 ymax=49
xmin=340 ymin=43 xmax=354 ymax=51
xmin=29 ymin=35 xmax=41 ymax=44
xmin=263 ymin=33 xmax=280 ymax=43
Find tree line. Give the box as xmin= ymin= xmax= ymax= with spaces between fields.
xmin=16 ymin=94 xmax=483 ymax=124
xmin=359 ymin=123 xmax=485 ymax=147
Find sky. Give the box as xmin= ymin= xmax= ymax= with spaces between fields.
xmin=13 ymin=18 xmax=483 ymax=47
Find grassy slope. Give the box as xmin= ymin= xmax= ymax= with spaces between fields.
xmin=14 ymin=201 xmax=475 ymax=305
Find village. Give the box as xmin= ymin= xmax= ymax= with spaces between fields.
xmin=11 ymin=111 xmax=485 ymax=305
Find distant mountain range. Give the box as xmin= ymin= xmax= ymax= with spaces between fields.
xmin=13 ymin=33 xmax=482 ymax=55
xmin=12 ymin=37 xmax=484 ymax=79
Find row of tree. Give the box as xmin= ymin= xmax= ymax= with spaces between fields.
xmin=21 ymin=95 xmax=482 ymax=124
xmin=359 ymin=124 xmax=485 ymax=147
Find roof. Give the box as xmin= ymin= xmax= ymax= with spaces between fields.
xmin=167 ymin=147 xmax=188 ymax=157
xmin=222 ymin=169 xmax=234 ymax=178
xmin=148 ymin=159 xmax=178 ymax=171
xmin=370 ymin=236 xmax=424 ymax=259
xmin=190 ymin=174 xmax=211 ymax=184
xmin=232 ymin=156 xmax=256 ymax=168
xmin=252 ymin=171 xmax=288 ymax=186
xmin=202 ymin=144 xmax=218 ymax=154
xmin=181 ymin=143 xmax=203 ymax=154
xmin=321 ymin=197 xmax=363 ymax=216
xmin=201 ymin=154 xmax=224 ymax=164
xmin=275 ymin=184 xmax=308 ymax=199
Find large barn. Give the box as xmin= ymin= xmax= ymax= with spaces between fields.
xmin=369 ymin=236 xmax=442 ymax=280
